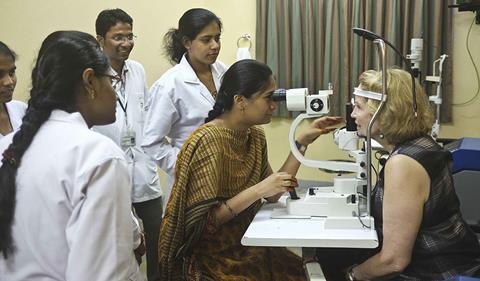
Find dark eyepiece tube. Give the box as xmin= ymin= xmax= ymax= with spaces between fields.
xmin=272 ymin=89 xmax=287 ymax=102
xmin=346 ymin=103 xmax=356 ymax=132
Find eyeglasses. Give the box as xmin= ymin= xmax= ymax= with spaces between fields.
xmin=99 ymin=73 xmax=119 ymax=84
xmin=111 ymin=34 xmax=137 ymax=43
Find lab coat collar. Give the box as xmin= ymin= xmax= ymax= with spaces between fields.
xmin=110 ymin=61 xmax=130 ymax=106
xmin=49 ymin=109 xmax=89 ymax=128
xmin=179 ymin=55 xmax=201 ymax=84
xmin=110 ymin=60 xmax=130 ymax=78
xmin=179 ymin=54 xmax=223 ymax=85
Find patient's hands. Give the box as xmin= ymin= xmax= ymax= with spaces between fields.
xmin=296 ymin=116 xmax=342 ymax=146
xmin=254 ymin=172 xmax=298 ymax=198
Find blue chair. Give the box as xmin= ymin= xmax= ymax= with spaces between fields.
xmin=444 ymin=276 xmax=480 ymax=281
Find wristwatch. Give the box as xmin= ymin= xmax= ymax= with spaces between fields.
xmin=346 ymin=265 xmax=356 ymax=281
xmin=295 ymin=140 xmax=307 ymax=154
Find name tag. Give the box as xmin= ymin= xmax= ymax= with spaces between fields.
xmin=121 ymin=127 xmax=136 ymax=148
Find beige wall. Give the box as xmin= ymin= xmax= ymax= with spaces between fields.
xmin=443 ymin=11 xmax=480 ymax=139
xmin=1 ymin=1 xmax=478 ymax=183
xmin=0 ymin=0 xmax=256 ymax=99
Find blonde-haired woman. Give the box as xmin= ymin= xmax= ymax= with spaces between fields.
xmin=317 ymin=68 xmax=480 ymax=280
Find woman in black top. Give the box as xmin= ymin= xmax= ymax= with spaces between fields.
xmin=319 ymin=68 xmax=480 ymax=280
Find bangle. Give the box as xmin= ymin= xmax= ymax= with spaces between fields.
xmin=295 ymin=140 xmax=307 ymax=153
xmin=223 ymin=201 xmax=237 ymax=218
xmin=345 ymin=264 xmax=357 ymax=281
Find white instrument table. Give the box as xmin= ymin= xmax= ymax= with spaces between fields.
xmin=241 ymin=195 xmax=379 ymax=249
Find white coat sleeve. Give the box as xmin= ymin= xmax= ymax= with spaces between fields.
xmin=141 ymin=83 xmax=181 ymax=177
xmin=141 ymin=65 xmax=150 ymax=113
xmin=132 ymin=211 xmax=142 ymax=249
xmin=65 ymin=158 xmax=137 ymax=281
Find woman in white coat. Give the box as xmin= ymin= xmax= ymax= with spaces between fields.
xmin=0 ymin=31 xmax=141 ymax=281
xmin=0 ymin=41 xmax=26 ymax=139
xmin=142 ymin=8 xmax=228 ymax=204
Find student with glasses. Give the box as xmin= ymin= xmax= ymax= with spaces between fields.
xmin=0 ymin=30 xmax=142 ymax=281
xmin=142 ymin=8 xmax=228 ymax=207
xmin=0 ymin=41 xmax=27 ymax=140
xmin=93 ymin=8 xmax=163 ymax=281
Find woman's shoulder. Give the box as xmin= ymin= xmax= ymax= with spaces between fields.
xmin=184 ymin=125 xmax=266 ymax=150
xmin=212 ymin=59 xmax=228 ymax=73
xmin=158 ymin=62 xmax=192 ymax=82
xmin=150 ymin=63 xmax=193 ymax=94
xmin=65 ymin=128 xmax=127 ymax=174
xmin=394 ymin=136 xmax=450 ymax=168
xmin=397 ymin=136 xmax=452 ymax=185
xmin=65 ymin=124 xmax=125 ymax=161
xmin=183 ymin=125 xmax=233 ymax=152
xmin=250 ymin=126 xmax=267 ymax=145
xmin=50 ymin=111 xmax=125 ymax=161
xmin=188 ymin=124 xmax=226 ymax=144
xmin=176 ymin=125 xmax=226 ymax=165
xmin=250 ymin=125 xmax=266 ymax=137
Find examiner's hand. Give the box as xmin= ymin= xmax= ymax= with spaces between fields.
xmin=297 ymin=116 xmax=342 ymax=145
xmin=254 ymin=172 xmax=298 ymax=198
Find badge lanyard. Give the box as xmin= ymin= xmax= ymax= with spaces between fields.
xmin=113 ymin=72 xmax=130 ymax=127
xmin=117 ymin=96 xmax=129 ymax=123
xmin=113 ymin=69 xmax=136 ymax=187
xmin=114 ymin=73 xmax=136 ymax=150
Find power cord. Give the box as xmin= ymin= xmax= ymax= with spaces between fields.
xmin=355 ymin=193 xmax=371 ymax=229
xmin=453 ymin=16 xmax=480 ymax=106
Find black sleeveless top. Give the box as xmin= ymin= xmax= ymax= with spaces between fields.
xmin=373 ymin=136 xmax=480 ymax=280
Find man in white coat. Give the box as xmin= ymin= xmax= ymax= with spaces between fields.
xmin=93 ymin=9 xmax=162 ymax=281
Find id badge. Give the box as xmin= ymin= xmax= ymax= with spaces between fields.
xmin=121 ymin=126 xmax=136 ymax=148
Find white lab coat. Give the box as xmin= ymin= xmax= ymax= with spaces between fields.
xmin=92 ymin=60 xmax=162 ymax=203
xmin=142 ymin=55 xmax=227 ymax=203
xmin=0 ymin=100 xmax=27 ymax=139
xmin=0 ymin=110 xmax=141 ymax=281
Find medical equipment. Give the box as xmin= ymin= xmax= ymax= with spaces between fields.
xmin=406 ymin=38 xmax=423 ymax=80
xmin=272 ymin=85 xmax=374 ymax=229
xmin=404 ymin=36 xmax=449 ymax=139
xmin=445 ymin=138 xmax=480 ymax=229
xmin=272 ymin=85 xmax=331 ymax=116
xmin=426 ymin=54 xmax=448 ymax=139
xmin=269 ymin=28 xmax=398 ymax=231
xmin=286 ymin=108 xmax=371 ymax=229
xmin=352 ymin=27 xmax=418 ymax=117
